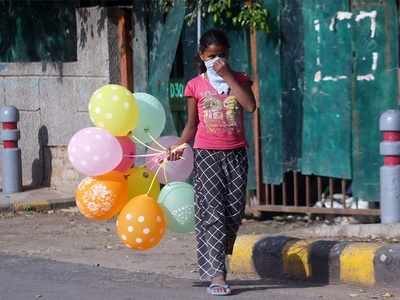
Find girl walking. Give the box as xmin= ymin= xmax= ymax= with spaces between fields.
xmin=170 ymin=28 xmax=255 ymax=296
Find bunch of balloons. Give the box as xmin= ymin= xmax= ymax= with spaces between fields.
xmin=68 ymin=84 xmax=196 ymax=251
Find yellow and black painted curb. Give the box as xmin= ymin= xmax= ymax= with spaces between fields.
xmin=229 ymin=235 xmax=400 ymax=287
xmin=0 ymin=198 xmax=75 ymax=213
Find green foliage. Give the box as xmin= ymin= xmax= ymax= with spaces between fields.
xmin=160 ymin=0 xmax=270 ymax=32
xmin=0 ymin=0 xmax=77 ymax=62
xmin=232 ymin=2 xmax=270 ymax=32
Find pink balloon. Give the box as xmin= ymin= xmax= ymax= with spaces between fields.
xmin=68 ymin=127 xmax=122 ymax=176
xmin=114 ymin=136 xmax=136 ymax=172
xmin=145 ymin=136 xmax=194 ymax=184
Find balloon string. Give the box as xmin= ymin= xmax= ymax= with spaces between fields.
xmin=162 ymin=162 xmax=168 ymax=184
xmin=144 ymin=143 xmax=191 ymax=193
xmin=131 ymin=135 xmax=164 ymax=153
xmin=146 ymin=131 xmax=168 ymax=151
xmin=124 ymin=153 xmax=161 ymax=158
xmin=146 ymin=162 xmax=163 ymax=196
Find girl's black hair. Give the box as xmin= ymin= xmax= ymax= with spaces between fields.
xmin=196 ymin=28 xmax=230 ymax=73
xmin=199 ymin=28 xmax=230 ymax=52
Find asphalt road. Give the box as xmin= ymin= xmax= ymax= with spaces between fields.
xmin=0 ymin=254 xmax=396 ymax=300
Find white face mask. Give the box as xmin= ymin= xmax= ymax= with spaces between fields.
xmin=203 ymin=57 xmax=230 ymax=95
xmin=204 ymin=56 xmax=220 ymax=71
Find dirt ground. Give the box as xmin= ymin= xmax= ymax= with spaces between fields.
xmin=0 ymin=208 xmax=319 ymax=280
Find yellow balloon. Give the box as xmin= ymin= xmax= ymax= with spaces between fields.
xmin=127 ymin=167 xmax=160 ymax=200
xmin=89 ymin=84 xmax=139 ymax=136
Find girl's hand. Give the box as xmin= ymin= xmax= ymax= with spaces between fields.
xmin=213 ymin=58 xmax=234 ymax=80
xmin=167 ymin=144 xmax=185 ymax=161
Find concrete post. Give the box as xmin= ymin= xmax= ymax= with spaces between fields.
xmin=0 ymin=106 xmax=22 ymax=193
xmin=380 ymin=109 xmax=400 ymax=223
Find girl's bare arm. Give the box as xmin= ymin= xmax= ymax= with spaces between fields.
xmin=169 ymin=97 xmax=198 ymax=160
xmin=179 ymin=97 xmax=198 ymax=144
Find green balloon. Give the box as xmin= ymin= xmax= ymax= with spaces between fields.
xmin=131 ymin=92 xmax=166 ymax=144
xmin=158 ymin=182 xmax=195 ymax=233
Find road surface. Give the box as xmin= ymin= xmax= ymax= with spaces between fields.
xmin=0 ymin=254 xmax=397 ymax=300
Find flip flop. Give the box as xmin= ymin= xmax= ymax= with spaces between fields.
xmin=207 ymin=283 xmax=232 ymax=296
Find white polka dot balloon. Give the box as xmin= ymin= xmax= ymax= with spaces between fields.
xmin=158 ymin=182 xmax=195 ymax=233
xmin=116 ymin=194 xmax=166 ymax=251
xmin=88 ymin=84 xmax=139 ymax=136
xmin=68 ymin=127 xmax=122 ymax=176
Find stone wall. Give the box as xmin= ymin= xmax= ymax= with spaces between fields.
xmin=49 ymin=146 xmax=82 ymax=193
xmin=0 ymin=7 xmax=120 ymax=192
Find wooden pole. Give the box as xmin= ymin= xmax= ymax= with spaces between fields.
xmin=249 ymin=26 xmax=264 ymax=204
xmin=118 ymin=9 xmax=133 ymax=91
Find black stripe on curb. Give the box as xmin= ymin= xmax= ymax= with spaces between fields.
xmin=252 ymin=235 xmax=299 ymax=278
xmin=327 ymin=241 xmax=348 ymax=283
xmin=250 ymin=236 xmax=351 ymax=284
xmin=236 ymin=234 xmax=400 ymax=287
xmin=309 ymin=240 xmax=348 ymax=283
xmin=374 ymin=244 xmax=400 ymax=286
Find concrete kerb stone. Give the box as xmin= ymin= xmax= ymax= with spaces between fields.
xmin=0 ymin=197 xmax=76 ymax=213
xmin=229 ymin=235 xmax=400 ymax=288
xmin=375 ymin=244 xmax=400 ymax=286
xmin=253 ymin=235 xmax=298 ymax=279
xmin=0 ymin=189 xmax=75 ymax=213
xmin=294 ymin=223 xmax=400 ymax=240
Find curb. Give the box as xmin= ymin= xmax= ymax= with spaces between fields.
xmin=229 ymin=235 xmax=400 ymax=287
xmin=294 ymin=223 xmax=400 ymax=240
xmin=0 ymin=197 xmax=76 ymax=213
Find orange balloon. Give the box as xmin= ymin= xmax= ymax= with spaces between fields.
xmin=116 ymin=195 xmax=166 ymax=251
xmin=76 ymin=171 xmax=128 ymax=221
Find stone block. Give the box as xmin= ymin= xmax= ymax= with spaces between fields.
xmin=18 ymin=110 xmax=42 ymax=187
xmin=0 ymin=79 xmax=5 ymax=105
xmin=4 ymin=78 xmax=40 ymax=110
xmin=0 ymin=62 xmax=67 ymax=77
xmin=63 ymin=7 xmax=110 ymax=77
xmin=39 ymin=78 xmax=92 ymax=146
xmin=76 ymin=77 xmax=109 ymax=112
xmin=48 ymin=146 xmax=82 ymax=193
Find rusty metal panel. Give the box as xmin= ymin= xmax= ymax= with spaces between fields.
xmin=258 ymin=0 xmax=283 ymax=184
xmin=351 ymin=0 xmax=399 ymax=201
xmin=281 ymin=0 xmax=304 ymax=172
xmin=302 ymin=0 xmax=352 ymax=179
xmin=148 ymin=0 xmax=186 ymax=136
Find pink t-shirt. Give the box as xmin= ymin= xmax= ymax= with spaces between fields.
xmin=184 ymin=72 xmax=251 ymax=150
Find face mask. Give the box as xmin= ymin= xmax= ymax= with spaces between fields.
xmin=203 ymin=56 xmax=230 ymax=95
xmin=204 ymin=56 xmax=220 ymax=71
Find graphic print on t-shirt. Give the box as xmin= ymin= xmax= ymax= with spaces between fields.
xmin=184 ymin=73 xmax=249 ymax=149
xmin=202 ymin=93 xmax=241 ymax=135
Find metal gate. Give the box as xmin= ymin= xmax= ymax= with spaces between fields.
xmin=249 ymin=0 xmax=398 ymax=216
xmin=252 ymin=173 xmax=380 ymax=216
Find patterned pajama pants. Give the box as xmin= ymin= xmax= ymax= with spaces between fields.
xmin=193 ymin=148 xmax=248 ymax=280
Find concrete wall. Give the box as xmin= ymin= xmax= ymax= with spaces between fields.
xmin=0 ymin=7 xmax=119 ymax=192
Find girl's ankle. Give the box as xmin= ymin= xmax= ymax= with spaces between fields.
xmin=211 ymin=274 xmax=226 ymax=285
